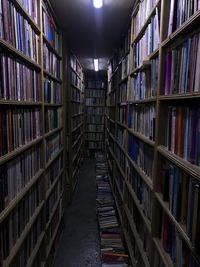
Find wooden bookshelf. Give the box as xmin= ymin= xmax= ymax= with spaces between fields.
xmin=106 ymin=0 xmax=200 ymax=266
xmin=65 ymin=51 xmax=85 ymax=197
xmin=0 ymin=0 xmax=65 ymax=266
xmin=85 ymin=78 xmax=106 ymax=153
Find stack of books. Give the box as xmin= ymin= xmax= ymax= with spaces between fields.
xmin=95 ymin=153 xmax=130 ymax=267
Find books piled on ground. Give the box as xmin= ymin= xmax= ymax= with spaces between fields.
xmin=95 ymin=153 xmax=130 ymax=267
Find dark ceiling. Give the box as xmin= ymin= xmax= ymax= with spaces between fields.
xmin=50 ymin=0 xmax=134 ymax=70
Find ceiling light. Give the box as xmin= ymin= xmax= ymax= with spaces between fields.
xmin=94 ymin=59 xmax=99 ymax=71
xmin=93 ymin=0 xmax=103 ymax=8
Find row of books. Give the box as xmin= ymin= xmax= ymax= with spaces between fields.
xmin=168 ymin=0 xmax=200 ymax=37
xmin=133 ymin=11 xmax=160 ymax=68
xmin=164 ymin=32 xmax=200 ymax=95
xmin=46 ymin=182 xmax=59 ymax=223
xmin=132 ymin=0 xmax=158 ymax=39
xmin=86 ymin=132 xmax=104 ymax=141
xmin=128 ymin=134 xmax=154 ymax=179
xmin=118 ymin=83 xmax=127 ymax=103
xmin=0 ymin=144 xmax=41 ymax=213
xmin=0 ymin=108 xmax=41 ymax=157
xmin=18 ymin=0 xmax=38 ymax=23
xmin=165 ymin=106 xmax=200 ymax=166
xmin=116 ymin=126 xmax=126 ymax=147
xmin=46 ymin=131 xmax=62 ymax=162
xmin=46 ymin=154 xmax=63 ymax=192
xmin=10 ymin=212 xmax=43 ymax=267
xmin=85 ymin=98 xmax=105 ymax=106
xmin=85 ymin=89 xmax=105 ymax=98
xmin=128 ymin=103 xmax=156 ymax=141
xmin=0 ymin=53 xmax=40 ymax=102
xmin=86 ymin=107 xmax=105 ymax=115
xmin=130 ymin=57 xmax=158 ymax=101
xmin=70 ymin=54 xmax=82 ymax=79
xmin=127 ymin=160 xmax=152 ymax=221
xmin=71 ymin=71 xmax=83 ymax=91
xmin=86 ymin=124 xmax=104 ymax=132
xmin=72 ymin=86 xmax=81 ymax=102
xmin=72 ymin=103 xmax=83 ymax=115
xmin=87 ymin=141 xmax=103 ymax=149
xmin=43 ymin=43 xmax=61 ymax=78
xmin=45 ymin=107 xmax=62 ymax=132
xmin=72 ymin=115 xmax=82 ymax=129
xmin=95 ymin=153 xmax=129 ymax=267
xmin=86 ymin=80 xmax=105 ymax=89
xmin=44 ymin=78 xmax=62 ymax=104
xmin=158 ymin=158 xmax=200 ymax=247
xmin=120 ymin=54 xmax=130 ymax=81
xmin=115 ymin=146 xmax=126 ymax=174
xmin=42 ymin=7 xmax=60 ymax=52
xmin=118 ymin=29 xmax=131 ymax=62
xmin=1 ymin=178 xmax=43 ymax=262
xmin=86 ymin=114 xmax=104 ymax=124
xmin=158 ymin=210 xmax=200 ymax=266
xmin=118 ymin=106 xmax=127 ymax=125
xmin=0 ymin=0 xmax=39 ymax=62
xmin=108 ymin=91 xmax=116 ymax=106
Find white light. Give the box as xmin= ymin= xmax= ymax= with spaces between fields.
xmin=94 ymin=59 xmax=99 ymax=72
xmin=93 ymin=0 xmax=103 ymax=8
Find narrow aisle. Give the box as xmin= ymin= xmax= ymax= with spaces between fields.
xmin=54 ymin=159 xmax=101 ymax=267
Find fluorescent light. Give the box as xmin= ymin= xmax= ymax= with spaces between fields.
xmin=94 ymin=59 xmax=99 ymax=71
xmin=93 ymin=0 xmax=103 ymax=8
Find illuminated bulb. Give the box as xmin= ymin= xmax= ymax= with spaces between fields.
xmin=94 ymin=59 xmax=99 ymax=71
xmin=93 ymin=0 xmax=103 ymax=8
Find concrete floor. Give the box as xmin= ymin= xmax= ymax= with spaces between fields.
xmin=54 ymin=159 xmax=101 ymax=267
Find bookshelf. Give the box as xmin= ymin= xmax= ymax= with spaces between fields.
xmin=0 ymin=0 xmax=65 ymax=266
xmin=85 ymin=78 xmax=106 ymax=152
xmin=106 ymin=0 xmax=200 ymax=266
xmin=66 ymin=52 xmax=85 ymax=196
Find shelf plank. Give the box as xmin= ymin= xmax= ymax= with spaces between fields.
xmin=43 ymin=70 xmax=62 ymax=83
xmin=43 ymin=34 xmax=61 ymax=59
xmin=127 ymin=128 xmax=155 ymax=147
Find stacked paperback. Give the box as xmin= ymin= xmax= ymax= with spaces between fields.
xmin=95 ymin=153 xmax=130 ymax=267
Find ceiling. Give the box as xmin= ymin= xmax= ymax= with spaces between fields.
xmin=50 ymin=0 xmax=134 ymax=70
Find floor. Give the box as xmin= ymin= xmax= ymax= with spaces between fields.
xmin=54 ymin=159 xmax=101 ymax=267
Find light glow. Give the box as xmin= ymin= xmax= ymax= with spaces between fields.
xmin=94 ymin=59 xmax=99 ymax=71
xmin=93 ymin=0 xmax=103 ymax=8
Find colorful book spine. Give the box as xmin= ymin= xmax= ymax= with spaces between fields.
xmin=45 ymin=107 xmax=62 ymax=132
xmin=44 ymin=78 xmax=62 ymax=104
xmin=43 ymin=43 xmax=61 ymax=78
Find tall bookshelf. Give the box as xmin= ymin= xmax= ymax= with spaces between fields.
xmin=0 ymin=0 xmax=65 ymax=266
xmin=106 ymin=0 xmax=200 ymax=266
xmin=66 ymin=52 xmax=85 ymax=196
xmin=85 ymin=78 xmax=106 ymax=152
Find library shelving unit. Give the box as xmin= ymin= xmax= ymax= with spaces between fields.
xmin=0 ymin=0 xmax=65 ymax=266
xmin=106 ymin=0 xmax=200 ymax=266
xmin=66 ymin=52 xmax=85 ymax=196
xmin=85 ymin=79 xmax=106 ymax=152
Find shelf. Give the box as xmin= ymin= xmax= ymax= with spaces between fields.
xmin=114 ymin=177 xmax=124 ymax=202
xmin=0 ymin=136 xmax=43 ymax=166
xmin=161 ymin=10 xmax=200 ymax=48
xmin=86 ymin=131 xmax=104 ymax=133
xmin=118 ymin=75 xmax=129 ymax=85
xmin=130 ymin=60 xmax=151 ymax=75
xmin=46 ymin=169 xmax=64 ymax=199
xmin=44 ymin=103 xmax=63 ymax=107
xmin=123 ymin=230 xmax=137 ymax=267
xmin=153 ymin=238 xmax=174 ymax=267
xmin=12 ymin=0 xmax=40 ymax=34
xmin=125 ymin=180 xmax=151 ymax=233
xmin=72 ymin=112 xmax=84 ymax=118
xmin=71 ymin=83 xmax=83 ymax=92
xmin=126 ymin=153 xmax=153 ymax=191
xmin=128 ymin=97 xmax=157 ymax=104
xmin=43 ymin=34 xmax=61 ymax=59
xmin=72 ymin=156 xmax=81 ymax=178
xmin=43 ymin=70 xmax=62 ymax=83
xmin=72 ymin=142 xmax=83 ymax=163
xmin=157 ymin=146 xmax=200 ymax=182
xmin=116 ymin=121 xmax=127 ymax=128
xmin=124 ymin=205 xmax=151 ymax=267
xmin=0 ymin=100 xmax=43 ymax=106
xmin=132 ymin=0 xmax=161 ymax=44
xmin=72 ymin=133 xmax=83 ymax=149
xmin=0 ymin=168 xmax=44 ymax=223
xmin=114 ymin=156 xmax=126 ymax=180
xmin=3 ymin=201 xmax=44 ymax=267
xmin=107 ymin=117 xmax=115 ymax=124
xmin=72 ymin=122 xmax=83 ymax=133
xmin=127 ymin=128 xmax=155 ymax=147
xmin=44 ymin=127 xmax=63 ymax=139
xmin=27 ymin=232 xmax=45 ymax=267
xmin=158 ymin=92 xmax=200 ymax=101
xmin=0 ymin=39 xmax=41 ymax=69
xmin=71 ymin=99 xmax=84 ymax=104
xmin=85 ymin=96 xmax=105 ymax=99
xmin=85 ymin=105 xmax=105 ymax=107
xmin=70 ymin=67 xmax=83 ymax=81
xmin=45 ymin=148 xmax=64 ymax=169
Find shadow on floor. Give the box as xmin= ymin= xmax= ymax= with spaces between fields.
xmin=54 ymin=158 xmax=101 ymax=267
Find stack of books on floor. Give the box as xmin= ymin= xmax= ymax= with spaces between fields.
xmin=95 ymin=153 xmax=130 ymax=267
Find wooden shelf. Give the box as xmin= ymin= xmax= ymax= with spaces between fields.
xmin=27 ymin=232 xmax=45 ymax=267
xmin=43 ymin=70 xmax=62 ymax=83
xmin=158 ymin=92 xmax=200 ymax=100
xmin=116 ymin=121 xmax=127 ymax=128
xmin=43 ymin=34 xmax=61 ymax=59
xmin=72 ymin=112 xmax=84 ymax=118
xmin=0 ymin=100 xmax=43 ymax=106
xmin=45 ymin=148 xmax=64 ymax=169
xmin=128 ymin=97 xmax=157 ymax=104
xmin=44 ymin=127 xmax=63 ymax=139
xmin=0 ymin=39 xmax=41 ymax=69
xmin=0 ymin=136 xmax=43 ymax=166
xmin=44 ymin=103 xmax=63 ymax=107
xmin=153 ymin=238 xmax=174 ymax=267
xmin=72 ymin=122 xmax=84 ymax=133
xmin=46 ymin=169 xmax=64 ymax=199
xmin=118 ymin=75 xmax=129 ymax=85
xmin=127 ymin=128 xmax=155 ymax=147
xmin=123 ymin=230 xmax=137 ymax=267
xmin=72 ymin=133 xmax=83 ymax=149
xmin=0 ymin=168 xmax=44 ymax=223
